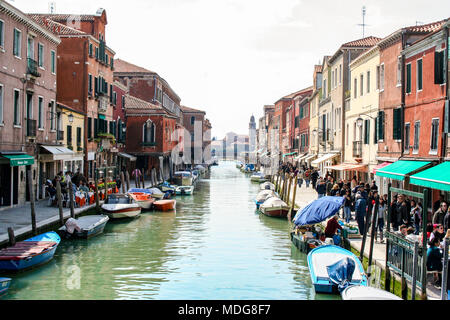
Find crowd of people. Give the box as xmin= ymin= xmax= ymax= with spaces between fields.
xmin=280 ymin=161 xmax=450 ymax=289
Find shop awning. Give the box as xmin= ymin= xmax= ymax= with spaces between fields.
xmin=311 ymin=153 xmax=339 ymax=167
xmin=1 ymin=154 xmax=35 ymax=167
xmin=372 ymin=162 xmax=393 ymax=174
xmin=325 ymin=163 xmax=367 ymax=172
xmin=282 ymin=152 xmax=298 ymax=158
xmin=375 ymin=160 xmax=431 ymax=181
xmin=41 ymin=146 xmax=75 ymax=161
xmin=294 ymin=153 xmax=308 ymax=162
xmin=304 ymin=154 xmax=317 ymax=162
xmin=410 ymin=162 xmax=450 ymax=192
xmin=118 ymin=152 xmax=137 ymax=161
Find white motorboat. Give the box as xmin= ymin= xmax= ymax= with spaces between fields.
xmin=175 ymin=185 xmax=194 ymax=195
xmin=341 ymin=285 xmax=402 ymax=300
xmin=259 ymin=197 xmax=290 ymax=218
xmin=101 ymin=194 xmax=141 ymax=219
xmin=148 ymin=187 xmax=164 ymax=199
xmin=254 ymin=190 xmax=276 ymax=209
xmin=260 ymin=182 xmax=275 ymax=191
xmin=173 ymin=171 xmax=193 ymax=186
xmin=250 ymin=172 xmax=267 ymax=183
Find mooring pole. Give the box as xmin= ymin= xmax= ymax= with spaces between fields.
xmin=27 ymin=170 xmax=37 ymax=236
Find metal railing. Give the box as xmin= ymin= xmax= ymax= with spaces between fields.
xmin=353 ymin=140 xmax=362 ymax=158
xmin=27 ymin=58 xmax=41 ymax=77
xmin=26 ymin=119 xmax=37 ymax=137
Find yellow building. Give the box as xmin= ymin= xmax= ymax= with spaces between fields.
xmin=344 ymin=45 xmax=380 ymax=181
xmin=307 ymin=65 xmax=323 ymax=166
xmin=56 ymin=103 xmax=85 ymax=174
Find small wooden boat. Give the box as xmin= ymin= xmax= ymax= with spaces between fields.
xmin=153 ymin=199 xmax=176 ymax=211
xmin=58 ymin=215 xmax=109 ymax=239
xmin=260 ymin=182 xmax=275 ymax=191
xmin=175 ymin=185 xmax=194 ymax=196
xmin=128 ymin=192 xmax=155 ymax=209
xmin=173 ymin=171 xmax=193 ymax=187
xmin=250 ymin=172 xmax=267 ymax=183
xmin=341 ymin=285 xmax=402 ymax=300
xmin=0 ymin=277 xmax=12 ymax=295
xmin=290 ymin=231 xmax=323 ymax=254
xmin=259 ymin=197 xmax=290 ymax=218
xmin=101 ymin=194 xmax=141 ymax=219
xmin=158 ymin=182 xmax=177 ymax=193
xmin=0 ymin=232 xmax=61 ymax=271
xmin=307 ymin=245 xmax=367 ymax=294
xmin=254 ymin=190 xmax=276 ymax=209
xmin=148 ymin=188 xmax=164 ymax=199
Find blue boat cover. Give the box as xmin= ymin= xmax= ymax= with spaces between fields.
xmin=293 ymin=196 xmax=345 ymax=226
xmin=25 ymin=231 xmax=61 ymax=244
xmin=128 ymin=188 xmax=152 ymax=194
xmin=327 ymin=257 xmax=355 ymax=292
xmin=245 ymin=164 xmax=255 ymax=171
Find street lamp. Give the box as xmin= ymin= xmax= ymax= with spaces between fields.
xmin=356 ymin=116 xmax=364 ymax=128
xmin=68 ymin=113 xmax=74 ymax=123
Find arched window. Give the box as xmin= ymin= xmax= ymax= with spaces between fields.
xmin=143 ymin=119 xmax=155 ymax=144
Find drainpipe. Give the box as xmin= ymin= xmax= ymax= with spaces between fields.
xmin=443 ymin=25 xmax=449 ymax=161
xmin=400 ymin=31 xmax=406 ymax=159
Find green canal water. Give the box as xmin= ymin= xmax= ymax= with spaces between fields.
xmin=2 ymin=161 xmax=337 ymax=300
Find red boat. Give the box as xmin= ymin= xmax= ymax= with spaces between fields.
xmin=153 ymin=200 xmax=176 ymax=211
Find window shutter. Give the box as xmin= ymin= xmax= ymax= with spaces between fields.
xmin=94 ymin=118 xmax=98 ymax=138
xmin=88 ymin=117 xmax=92 ymax=139
xmin=374 ymin=118 xmax=378 ymax=143
xmin=364 ymin=119 xmax=370 ymax=144
xmin=67 ymin=125 xmax=72 ymax=145
xmin=393 ymin=108 xmax=401 ymax=140
xmin=406 ymin=64 xmax=411 ymax=93
xmin=435 ymin=51 xmax=444 ymax=84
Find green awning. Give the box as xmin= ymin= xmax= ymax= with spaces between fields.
xmin=2 ymin=155 xmax=35 ymax=167
xmin=282 ymin=152 xmax=298 ymax=158
xmin=375 ymin=160 xmax=430 ymax=181
xmin=98 ymin=114 xmax=106 ymax=120
xmin=410 ymin=162 xmax=450 ymax=191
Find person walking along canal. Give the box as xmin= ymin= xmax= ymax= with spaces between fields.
xmin=355 ymin=192 xmax=367 ymax=235
xmin=315 ymin=178 xmax=326 ymax=199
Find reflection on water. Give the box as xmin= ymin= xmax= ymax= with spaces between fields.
xmin=2 ymin=161 xmax=336 ymax=300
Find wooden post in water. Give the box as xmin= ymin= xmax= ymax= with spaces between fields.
xmin=27 ymin=169 xmax=37 ymax=236
xmin=125 ymin=171 xmax=130 ymax=192
xmin=141 ymin=170 xmax=145 ymax=189
xmin=7 ymin=227 xmax=15 ymax=247
xmin=68 ymin=182 xmax=75 ymax=218
xmin=56 ymin=180 xmax=64 ymax=226
xmin=94 ymin=177 xmax=100 ymax=211
xmin=283 ymin=173 xmax=288 ymax=201
xmin=286 ymin=175 xmax=293 ymax=205
xmin=288 ymin=176 xmax=298 ymax=222
xmin=120 ymin=172 xmax=126 ymax=194
xmin=368 ymin=200 xmax=379 ymax=268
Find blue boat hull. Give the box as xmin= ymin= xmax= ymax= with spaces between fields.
xmin=0 ymin=278 xmax=11 ymax=295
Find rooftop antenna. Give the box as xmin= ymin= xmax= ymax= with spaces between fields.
xmin=48 ymin=2 xmax=56 ymax=14
xmin=357 ymin=6 xmax=368 ymax=38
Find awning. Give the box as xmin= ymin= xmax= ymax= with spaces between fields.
xmin=304 ymin=154 xmax=317 ymax=162
xmin=410 ymin=162 xmax=450 ymax=191
xmin=325 ymin=163 xmax=367 ymax=172
xmin=311 ymin=153 xmax=339 ymax=167
xmin=294 ymin=153 xmax=308 ymax=162
xmin=118 ymin=152 xmax=137 ymax=161
xmin=282 ymin=152 xmax=298 ymax=158
xmin=375 ymin=160 xmax=431 ymax=181
xmin=372 ymin=162 xmax=392 ymax=174
xmin=41 ymin=146 xmax=75 ymax=161
xmin=88 ymin=152 xmax=96 ymax=161
xmin=1 ymin=154 xmax=35 ymax=167
xmin=98 ymin=114 xmax=106 ymax=120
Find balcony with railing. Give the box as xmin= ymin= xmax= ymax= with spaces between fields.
xmin=353 ymin=141 xmax=362 ymax=158
xmin=27 ymin=58 xmax=41 ymax=78
xmin=26 ymin=119 xmax=37 ymax=137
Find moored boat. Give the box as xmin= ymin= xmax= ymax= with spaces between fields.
xmin=148 ymin=187 xmax=164 ymax=199
xmin=0 ymin=278 xmax=11 ymax=295
xmin=58 ymin=215 xmax=109 ymax=239
xmin=254 ymin=189 xmax=276 ymax=209
xmin=175 ymin=185 xmax=194 ymax=195
xmin=341 ymin=285 xmax=402 ymax=300
xmin=307 ymin=245 xmax=367 ymax=294
xmin=158 ymin=181 xmax=177 ymax=193
xmin=153 ymin=199 xmax=176 ymax=211
xmin=128 ymin=192 xmax=155 ymax=209
xmin=101 ymin=194 xmax=141 ymax=219
xmin=259 ymin=182 xmax=275 ymax=191
xmin=0 ymin=232 xmax=61 ymax=271
xmin=250 ymin=172 xmax=267 ymax=183
xmin=172 ymin=171 xmax=193 ymax=187
xmin=259 ymin=197 xmax=290 ymax=218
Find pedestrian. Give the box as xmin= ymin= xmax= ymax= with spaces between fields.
xmin=411 ymin=200 xmax=423 ymax=235
xmin=305 ymin=168 xmax=311 ymax=188
xmin=376 ymin=198 xmax=386 ymax=243
xmin=444 ymin=206 xmax=450 ymax=232
xmin=429 ymin=224 xmax=445 ymax=245
xmin=326 ymin=177 xmax=333 ymax=196
xmin=432 ymin=201 xmax=448 ymax=226
xmin=316 ymin=178 xmax=326 ymax=199
xmin=297 ymin=168 xmax=304 ymax=188
xmin=311 ymin=169 xmax=319 ymax=189
xmin=427 ymin=237 xmax=443 ymax=288
xmin=355 ymin=192 xmax=367 ymax=235
xmin=65 ymin=171 xmax=72 ymax=184
xmin=330 ymin=184 xmax=340 ymax=196
xmin=395 ymin=194 xmax=409 ymax=230
xmin=433 ymin=195 xmax=445 ymax=215
xmin=344 ymin=190 xmax=352 ymax=223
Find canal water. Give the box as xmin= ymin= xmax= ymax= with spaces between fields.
xmin=2 ymin=161 xmax=337 ymax=300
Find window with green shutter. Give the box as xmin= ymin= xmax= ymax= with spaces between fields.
xmin=417 ymin=59 xmax=423 ymax=91
xmin=88 ymin=117 xmax=92 ymax=139
xmin=364 ymin=119 xmax=370 ymax=144
xmin=77 ymin=127 xmax=82 ymax=147
xmin=94 ymin=118 xmax=98 ymax=138
xmin=374 ymin=118 xmax=378 ymax=144
xmin=434 ymin=51 xmax=444 ymax=84
xmin=67 ymin=125 xmax=72 ymax=145
xmin=393 ymin=108 xmax=402 ymax=140
xmin=406 ymin=63 xmax=411 ymax=94
xmin=378 ymin=111 xmax=384 ymax=140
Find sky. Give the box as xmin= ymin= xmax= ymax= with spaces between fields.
xmin=10 ymin=0 xmax=450 ymax=139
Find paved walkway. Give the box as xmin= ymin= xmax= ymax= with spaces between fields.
xmin=276 ymin=175 xmax=442 ymax=300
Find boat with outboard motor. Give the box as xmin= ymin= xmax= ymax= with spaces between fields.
xmin=259 ymin=197 xmax=290 ymax=218
xmin=250 ymin=172 xmax=267 ymax=183
xmin=58 ymin=215 xmax=109 ymax=239
xmin=128 ymin=192 xmax=155 ymax=209
xmin=0 ymin=278 xmax=11 ymax=295
xmin=307 ymin=245 xmax=367 ymax=294
xmin=101 ymin=194 xmax=141 ymax=219
xmin=175 ymin=185 xmax=194 ymax=195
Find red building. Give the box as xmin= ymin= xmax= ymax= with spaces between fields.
xmin=124 ymin=95 xmax=178 ymax=181
xmin=291 ymin=88 xmax=313 ymax=158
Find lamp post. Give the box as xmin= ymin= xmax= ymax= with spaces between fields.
xmin=68 ymin=113 xmax=74 ymax=123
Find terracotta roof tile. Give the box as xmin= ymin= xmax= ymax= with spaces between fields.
xmin=114 ymin=59 xmax=155 ymax=74
xmin=404 ymin=19 xmax=447 ymax=33
xmin=180 ymin=105 xmax=205 ymax=114
xmin=28 ymin=15 xmax=86 ymax=35
xmin=28 ymin=13 xmax=97 ymax=22
xmin=342 ymin=36 xmax=383 ymax=48
xmin=125 ymin=94 xmax=162 ymax=110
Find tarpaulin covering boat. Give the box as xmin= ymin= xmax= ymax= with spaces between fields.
xmin=293 ymin=196 xmax=345 ymax=226
xmin=58 ymin=215 xmax=109 ymax=239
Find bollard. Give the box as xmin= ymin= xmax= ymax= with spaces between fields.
xmin=27 ymin=170 xmax=37 ymax=236
xmin=94 ymin=178 xmax=100 ymax=211
xmin=7 ymin=227 xmax=15 ymax=247
xmin=56 ymin=181 xmax=64 ymax=226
